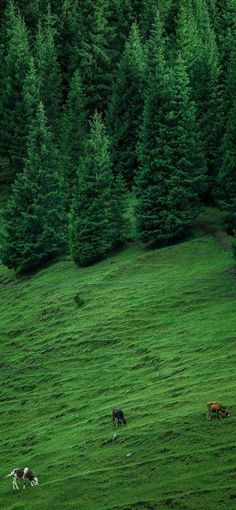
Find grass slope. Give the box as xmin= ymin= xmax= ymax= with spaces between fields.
xmin=0 ymin=210 xmax=235 ymax=510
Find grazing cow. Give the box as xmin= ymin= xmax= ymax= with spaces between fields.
xmin=207 ymin=402 xmax=230 ymax=420
xmin=6 ymin=467 xmax=39 ymax=490
xmin=112 ymin=409 xmax=126 ymax=426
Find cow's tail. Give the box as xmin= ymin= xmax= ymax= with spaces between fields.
xmin=6 ymin=472 xmax=14 ymax=478
xmin=123 ymin=417 xmax=127 ymax=424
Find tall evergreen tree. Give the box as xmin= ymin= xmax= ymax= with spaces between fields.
xmin=53 ymin=0 xmax=80 ymax=94
xmin=191 ymin=0 xmax=221 ymax=189
xmin=61 ymin=69 xmax=87 ymax=192
xmin=140 ymin=0 xmax=159 ymax=41
xmin=70 ymin=112 xmax=115 ymax=266
xmin=35 ymin=7 xmax=62 ymax=139
xmin=136 ymin=14 xmax=206 ymax=245
xmin=110 ymin=173 xmax=127 ymax=247
xmin=217 ymin=99 xmax=236 ymax=235
xmin=0 ymin=3 xmax=31 ymax=173
xmin=217 ymin=47 xmax=236 ymax=235
xmin=176 ymin=0 xmax=221 ymax=196
xmin=1 ymin=102 xmax=67 ymax=272
xmin=76 ymin=0 xmax=115 ymax=116
xmin=108 ymin=0 xmax=133 ymax=57
xmin=22 ymin=55 xmax=40 ymax=138
xmin=107 ymin=22 xmax=145 ymax=187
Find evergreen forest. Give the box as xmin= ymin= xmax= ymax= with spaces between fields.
xmin=0 ymin=0 xmax=235 ymax=271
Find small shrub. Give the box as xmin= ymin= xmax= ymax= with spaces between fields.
xmin=74 ymin=293 xmax=84 ymax=307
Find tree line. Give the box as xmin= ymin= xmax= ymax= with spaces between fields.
xmin=0 ymin=0 xmax=235 ymax=272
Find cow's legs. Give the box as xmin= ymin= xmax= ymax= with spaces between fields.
xmin=13 ymin=478 xmax=19 ymax=490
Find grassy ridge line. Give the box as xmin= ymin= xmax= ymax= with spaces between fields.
xmin=0 ymin=211 xmax=235 ymax=509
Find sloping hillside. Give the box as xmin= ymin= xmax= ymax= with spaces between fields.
xmin=0 ymin=210 xmax=235 ymax=510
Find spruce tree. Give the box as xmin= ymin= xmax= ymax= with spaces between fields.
xmin=22 ymin=55 xmax=40 ymax=138
xmin=217 ymin=46 xmax=236 ymax=235
xmin=190 ymin=0 xmax=221 ymax=191
xmin=1 ymin=102 xmax=67 ymax=272
xmin=140 ymin=0 xmax=159 ymax=41
xmin=61 ymin=69 xmax=87 ymax=192
xmin=35 ymin=8 xmax=62 ymax=139
xmin=107 ymin=22 xmax=145 ymax=187
xmin=69 ymin=112 xmax=114 ymax=266
xmin=53 ymin=0 xmax=81 ymax=93
xmin=108 ymin=0 xmax=132 ymax=57
xmin=217 ymin=100 xmax=236 ymax=234
xmin=0 ymin=3 xmax=31 ymax=173
xmin=76 ymin=0 xmax=115 ymax=116
xmin=136 ymin=14 xmax=206 ymax=246
xmin=110 ymin=173 xmax=127 ymax=247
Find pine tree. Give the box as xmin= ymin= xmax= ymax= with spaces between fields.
xmin=135 ymin=14 xmax=206 ymax=246
xmin=61 ymin=69 xmax=87 ymax=192
xmin=110 ymin=173 xmax=127 ymax=247
xmin=108 ymin=0 xmax=132 ymax=57
xmin=0 ymin=3 xmax=31 ymax=173
xmin=1 ymin=102 xmax=67 ymax=272
xmin=53 ymin=0 xmax=80 ymax=94
xmin=35 ymin=7 xmax=62 ymax=139
xmin=217 ymin=46 xmax=236 ymax=235
xmin=190 ymin=0 xmax=221 ymax=191
xmin=76 ymin=0 xmax=115 ymax=116
xmin=140 ymin=0 xmax=159 ymax=41
xmin=217 ymin=100 xmax=236 ymax=235
xmin=69 ymin=112 xmax=114 ymax=266
xmin=22 ymin=55 xmax=40 ymax=138
xmin=107 ymin=22 xmax=145 ymax=187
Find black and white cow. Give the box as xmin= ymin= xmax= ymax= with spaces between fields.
xmin=6 ymin=467 xmax=39 ymax=490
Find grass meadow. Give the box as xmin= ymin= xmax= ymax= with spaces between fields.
xmin=0 ymin=209 xmax=235 ymax=510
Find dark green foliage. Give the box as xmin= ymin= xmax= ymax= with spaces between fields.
xmin=136 ymin=14 xmax=206 ymax=246
xmin=107 ymin=23 xmax=145 ymax=187
xmin=140 ymin=0 xmax=159 ymax=41
xmin=74 ymin=293 xmax=85 ymax=307
xmin=0 ymin=0 xmax=235 ymax=262
xmin=217 ymin=100 xmax=236 ymax=235
xmin=69 ymin=112 xmax=114 ymax=266
xmin=0 ymin=2 xmax=31 ymax=173
xmin=61 ymin=69 xmax=87 ymax=192
xmin=207 ymin=0 xmax=236 ymax=75
xmin=76 ymin=0 xmax=115 ymax=116
xmin=1 ymin=102 xmax=67 ymax=272
xmin=110 ymin=173 xmax=127 ymax=247
xmin=35 ymin=8 xmax=62 ymax=139
xmin=22 ymin=55 xmax=40 ymax=136
xmin=176 ymin=0 xmax=221 ymax=195
xmin=216 ymin=42 xmax=236 ymax=237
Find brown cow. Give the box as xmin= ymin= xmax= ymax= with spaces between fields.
xmin=207 ymin=402 xmax=230 ymax=420
xmin=112 ymin=409 xmax=126 ymax=426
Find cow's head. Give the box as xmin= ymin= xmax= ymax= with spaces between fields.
xmin=33 ymin=476 xmax=39 ymax=486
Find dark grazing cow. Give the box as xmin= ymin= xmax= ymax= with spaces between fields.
xmin=6 ymin=467 xmax=39 ymax=490
xmin=112 ymin=408 xmax=127 ymax=426
xmin=207 ymin=402 xmax=230 ymax=420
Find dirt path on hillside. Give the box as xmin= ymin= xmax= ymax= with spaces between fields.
xmin=199 ymin=222 xmax=232 ymax=252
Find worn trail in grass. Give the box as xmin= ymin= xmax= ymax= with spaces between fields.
xmin=0 ymin=211 xmax=235 ymax=510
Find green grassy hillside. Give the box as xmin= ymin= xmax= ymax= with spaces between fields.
xmin=0 ymin=210 xmax=235 ymax=510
